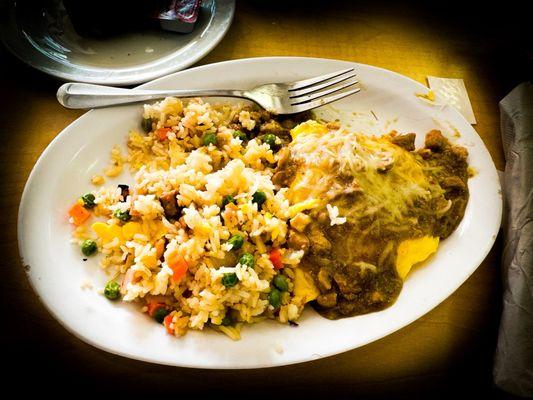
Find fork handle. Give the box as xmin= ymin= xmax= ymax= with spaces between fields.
xmin=57 ymin=83 xmax=247 ymax=109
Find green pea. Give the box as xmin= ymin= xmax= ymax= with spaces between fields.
xmin=142 ymin=117 xmax=153 ymax=133
xmin=222 ymin=272 xmax=239 ymax=288
xmin=81 ymin=239 xmax=97 ymax=257
xmin=221 ymin=195 xmax=236 ymax=209
xmin=252 ymin=191 xmax=267 ymax=210
xmin=153 ymin=307 xmax=169 ymax=324
xmin=114 ymin=209 xmax=131 ymax=222
xmin=104 ymin=281 xmax=120 ymax=300
xmin=268 ymin=288 xmax=282 ymax=308
xmin=233 ymin=130 xmax=247 ymax=141
xmin=221 ymin=315 xmax=232 ymax=326
xmin=80 ymin=193 xmax=96 ymax=209
xmin=273 ymin=274 xmax=289 ymax=292
xmin=203 ymin=132 xmax=218 ymax=146
xmin=227 ymin=234 xmax=244 ymax=250
xmin=263 ymin=134 xmax=279 ymax=150
xmin=238 ymin=252 xmax=255 ymax=269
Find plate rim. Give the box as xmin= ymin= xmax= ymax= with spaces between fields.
xmin=17 ymin=56 xmax=503 ymax=369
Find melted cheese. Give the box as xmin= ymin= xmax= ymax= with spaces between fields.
xmin=287 ymin=122 xmax=444 ymax=226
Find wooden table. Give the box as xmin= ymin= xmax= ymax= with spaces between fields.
xmin=1 ymin=1 xmax=524 ymax=396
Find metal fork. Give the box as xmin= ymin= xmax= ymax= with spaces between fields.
xmin=56 ymin=68 xmax=360 ymax=114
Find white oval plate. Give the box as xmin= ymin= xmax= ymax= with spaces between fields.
xmin=18 ymin=57 xmax=502 ymax=369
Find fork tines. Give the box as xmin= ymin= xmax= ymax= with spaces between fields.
xmin=288 ymin=68 xmax=360 ymax=107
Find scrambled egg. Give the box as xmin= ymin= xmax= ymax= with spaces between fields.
xmin=92 ymin=221 xmax=167 ymax=244
xmin=293 ymin=267 xmax=320 ymax=303
xmin=396 ymin=236 xmax=439 ymax=279
xmin=290 ymin=120 xmax=328 ymax=139
xmin=288 ymin=121 xmax=442 ymax=286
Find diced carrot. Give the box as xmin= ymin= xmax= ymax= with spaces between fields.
xmin=68 ymin=203 xmax=91 ymax=225
xmin=164 ymin=314 xmax=174 ymax=335
xmin=269 ymin=248 xmax=284 ymax=270
xmin=155 ymin=128 xmax=171 ymax=141
xmin=147 ymin=301 xmax=166 ymax=317
xmin=167 ymin=252 xmax=189 ymax=283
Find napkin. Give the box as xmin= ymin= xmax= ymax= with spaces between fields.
xmin=493 ymin=82 xmax=533 ymax=397
xmin=427 ymin=77 xmax=477 ymax=124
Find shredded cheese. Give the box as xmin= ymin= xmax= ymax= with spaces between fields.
xmin=287 ymin=123 xmax=445 ymax=227
xmin=326 ymin=204 xmax=346 ymax=226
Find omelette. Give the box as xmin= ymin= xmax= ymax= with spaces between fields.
xmin=274 ymin=121 xmax=469 ymax=319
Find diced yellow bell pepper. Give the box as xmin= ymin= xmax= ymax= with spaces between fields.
xmin=293 ymin=267 xmax=320 ymax=303
xmin=396 ymin=236 xmax=439 ymax=280
xmin=122 ymin=222 xmax=142 ymax=240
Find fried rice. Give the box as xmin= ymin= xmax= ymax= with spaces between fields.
xmin=70 ymin=98 xmax=317 ymax=340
